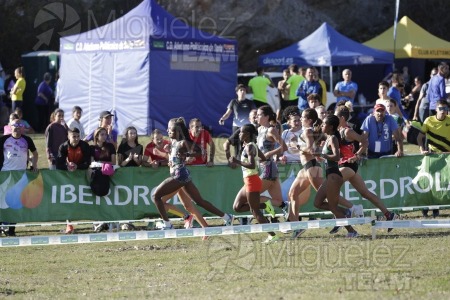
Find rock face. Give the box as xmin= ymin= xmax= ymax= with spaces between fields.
xmin=159 ymin=0 xmax=450 ymax=71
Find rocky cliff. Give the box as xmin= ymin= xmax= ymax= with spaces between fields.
xmin=159 ymin=0 xmax=450 ymax=71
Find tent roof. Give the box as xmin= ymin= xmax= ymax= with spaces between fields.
xmin=363 ymin=16 xmax=450 ymax=59
xmin=259 ymin=22 xmax=393 ymax=67
xmin=60 ymin=0 xmax=235 ymax=52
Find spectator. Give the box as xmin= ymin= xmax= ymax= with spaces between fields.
xmin=10 ymin=67 xmax=25 ymax=112
xmin=387 ymin=73 xmax=408 ymax=120
xmin=3 ymin=113 xmax=19 ymax=135
xmin=188 ymin=118 xmax=215 ymax=167
xmin=45 ymin=108 xmax=68 ymax=170
xmin=279 ymin=106 xmax=303 ymax=163
xmin=224 ymin=109 xmax=258 ymax=166
xmin=117 ymin=126 xmax=143 ymax=167
xmin=296 ymin=67 xmax=322 ymax=111
xmin=314 ymin=68 xmax=327 ymax=106
xmin=417 ymin=100 xmax=450 ymax=218
xmin=66 ymin=106 xmax=85 ymax=139
xmin=219 ymin=84 xmax=256 ymax=157
xmin=35 ymin=72 xmax=53 ymax=132
xmin=376 ymin=81 xmax=403 ymax=120
xmin=55 ymin=127 xmax=90 ymax=234
xmin=277 ymin=69 xmax=290 ymax=103
xmin=425 ymin=62 xmax=449 ymax=120
xmin=385 ymin=99 xmax=405 ymax=154
xmin=14 ymin=107 xmax=34 ymax=134
xmin=85 ymin=111 xmax=118 ymax=149
xmin=89 ymin=127 xmax=116 ymax=232
xmin=0 ymin=118 xmax=38 ymax=236
xmin=142 ymin=129 xmax=170 ymax=168
xmin=315 ymin=105 xmax=327 ymax=121
xmin=56 ymin=128 xmax=90 ymax=171
xmin=307 ymin=93 xmax=321 ymax=109
xmin=248 ymin=67 xmax=274 ymax=107
xmin=333 ymin=69 xmax=358 ymax=104
xmin=361 ymin=103 xmax=403 ymax=159
xmin=281 ymin=64 xmax=305 ymax=109
xmin=406 ymin=76 xmax=422 ymax=118
xmin=413 ymin=68 xmax=437 ymax=123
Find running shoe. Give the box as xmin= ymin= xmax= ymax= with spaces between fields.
xmin=346 ymin=231 xmax=359 ymax=238
xmin=329 ymin=226 xmax=342 ymax=234
xmin=94 ymin=223 xmax=109 ymax=232
xmin=354 ymin=204 xmax=364 ymax=218
xmin=224 ymin=213 xmax=235 ymax=226
xmin=264 ymin=200 xmax=276 ymax=218
xmin=262 ymin=234 xmax=280 ymax=244
xmin=162 ymin=223 xmax=173 ymax=230
xmin=386 ymin=212 xmax=399 ymax=233
xmin=282 ymin=201 xmax=290 ymax=220
xmin=184 ymin=214 xmax=195 ymax=229
xmin=291 ymin=229 xmax=306 ymax=239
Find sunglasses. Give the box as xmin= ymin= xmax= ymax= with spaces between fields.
xmin=11 ymin=123 xmax=24 ymax=128
xmin=437 ymin=107 xmax=449 ymax=112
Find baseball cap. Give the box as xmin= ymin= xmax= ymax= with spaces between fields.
xmin=99 ymin=111 xmax=114 ymax=118
xmin=374 ymin=104 xmax=386 ymax=111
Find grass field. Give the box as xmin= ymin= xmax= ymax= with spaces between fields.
xmin=2 ymin=135 xmax=447 ymax=299
xmin=0 ymin=214 xmax=449 ymax=299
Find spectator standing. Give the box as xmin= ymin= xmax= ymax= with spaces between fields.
xmin=35 ymin=72 xmax=53 ymax=132
xmin=361 ymin=104 xmax=403 ymax=158
xmin=248 ymin=67 xmax=274 ymax=107
xmin=117 ymin=126 xmax=143 ymax=167
xmin=334 ymin=69 xmax=358 ymax=104
xmin=413 ymin=68 xmax=437 ymax=123
xmin=188 ymin=118 xmax=215 ymax=167
xmin=307 ymin=93 xmax=321 ymax=109
xmin=387 ymin=73 xmax=408 ymax=120
xmin=281 ymin=64 xmax=305 ymax=109
xmin=14 ymin=107 xmax=34 ymax=134
xmin=219 ymin=84 xmax=256 ymax=157
xmin=296 ymin=67 xmax=322 ymax=111
xmin=417 ymin=100 xmax=450 ymax=218
xmin=278 ymin=69 xmax=290 ymax=103
xmin=45 ymin=108 xmax=68 ymax=170
xmin=66 ymin=106 xmax=85 ymax=139
xmin=10 ymin=67 xmax=25 ymax=112
xmin=0 ymin=118 xmax=38 ymax=236
xmin=314 ymin=68 xmax=327 ymax=106
xmin=85 ymin=111 xmax=118 ymax=149
xmin=425 ymin=62 xmax=449 ymax=120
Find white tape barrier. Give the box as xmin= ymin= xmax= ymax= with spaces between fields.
xmin=0 ymin=217 xmax=372 ymax=247
xmin=373 ymin=219 xmax=450 ymax=229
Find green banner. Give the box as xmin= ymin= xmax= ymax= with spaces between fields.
xmin=0 ymin=154 xmax=449 ymax=223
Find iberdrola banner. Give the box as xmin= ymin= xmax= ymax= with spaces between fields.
xmin=0 ymin=154 xmax=449 ymax=223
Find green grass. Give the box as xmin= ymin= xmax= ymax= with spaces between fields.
xmin=0 ymin=213 xmax=449 ymax=299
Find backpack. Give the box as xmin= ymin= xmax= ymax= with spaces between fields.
xmin=90 ymin=168 xmax=110 ymax=196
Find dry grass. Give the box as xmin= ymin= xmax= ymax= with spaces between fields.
xmin=1 ymin=213 xmax=449 ymax=299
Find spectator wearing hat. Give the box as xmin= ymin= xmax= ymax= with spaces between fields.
xmin=85 ymin=110 xmax=118 ymax=149
xmin=361 ymin=103 xmax=403 ymax=159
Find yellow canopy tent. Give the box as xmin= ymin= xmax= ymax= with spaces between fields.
xmin=364 ymin=16 xmax=450 ymax=59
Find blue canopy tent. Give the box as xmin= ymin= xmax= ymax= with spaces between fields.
xmin=59 ymin=0 xmax=237 ymax=136
xmin=259 ymin=22 xmax=393 ymax=90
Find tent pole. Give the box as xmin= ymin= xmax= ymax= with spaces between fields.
xmin=329 ymin=66 xmax=333 ymax=93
